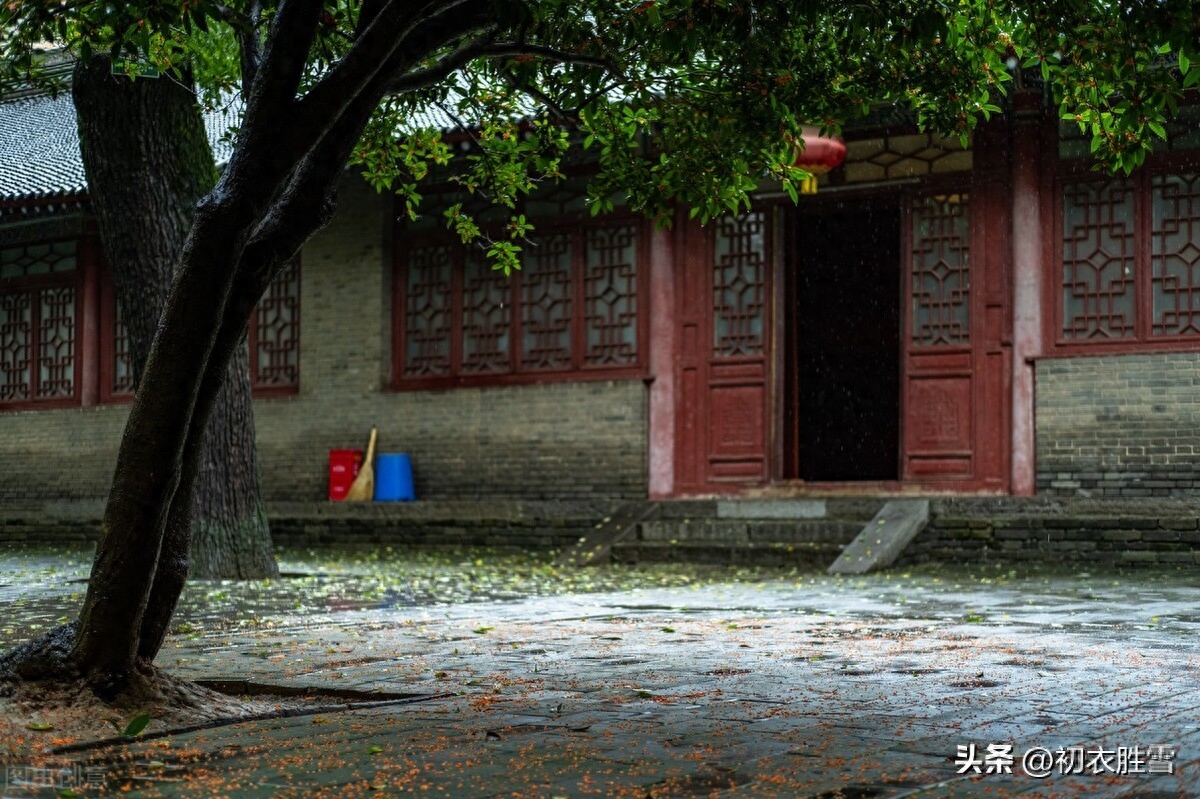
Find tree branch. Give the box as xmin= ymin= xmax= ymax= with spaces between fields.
xmin=480 ymin=42 xmax=620 ymax=75
xmin=386 ymin=27 xmax=500 ymax=95
xmin=215 ymin=1 xmax=264 ymax=93
xmin=354 ymin=0 xmax=390 ymax=38
xmin=247 ymin=0 xmax=323 ymax=115
xmin=294 ymin=0 xmax=488 ymax=136
xmin=498 ymin=70 xmax=573 ymax=123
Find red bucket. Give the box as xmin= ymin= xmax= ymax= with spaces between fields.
xmin=328 ymin=449 xmax=363 ymax=501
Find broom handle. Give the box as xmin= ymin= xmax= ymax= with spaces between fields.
xmin=365 ymin=428 xmax=377 ymax=464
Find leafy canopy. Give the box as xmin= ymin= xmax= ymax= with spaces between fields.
xmin=3 ymin=0 xmax=1198 ymax=273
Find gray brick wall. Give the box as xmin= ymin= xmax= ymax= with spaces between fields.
xmin=1036 ymin=352 xmax=1200 ymax=497
xmin=0 ymin=406 xmax=127 ymax=511
xmin=0 ymin=175 xmax=650 ymax=508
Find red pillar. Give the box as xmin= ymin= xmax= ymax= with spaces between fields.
xmin=1009 ymin=93 xmax=1045 ymax=495
xmin=647 ymin=226 xmax=676 ymax=498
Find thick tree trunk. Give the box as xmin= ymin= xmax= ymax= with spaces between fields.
xmin=72 ymin=56 xmax=277 ymax=581
xmin=48 ymin=0 xmax=493 ymax=692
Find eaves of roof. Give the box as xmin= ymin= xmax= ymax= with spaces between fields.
xmin=0 ymin=89 xmax=239 ymax=204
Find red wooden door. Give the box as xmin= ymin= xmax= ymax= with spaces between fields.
xmin=675 ymin=212 xmax=772 ymax=492
xmin=903 ymin=194 xmax=975 ymax=480
xmin=902 ymin=189 xmax=1008 ymax=490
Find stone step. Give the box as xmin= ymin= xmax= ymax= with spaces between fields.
xmin=653 ymin=498 xmax=884 ymax=522
xmin=638 ymin=518 xmax=862 ymax=545
xmin=611 ymin=540 xmax=844 ymax=568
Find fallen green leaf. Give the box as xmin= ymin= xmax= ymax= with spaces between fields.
xmin=122 ymin=713 xmax=152 ymax=738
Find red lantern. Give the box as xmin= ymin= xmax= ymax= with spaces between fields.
xmin=793 ymin=125 xmax=847 ymax=194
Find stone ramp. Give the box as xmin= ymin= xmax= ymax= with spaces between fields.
xmin=828 ymin=498 xmax=930 ymax=575
xmin=553 ymin=500 xmax=659 ymax=567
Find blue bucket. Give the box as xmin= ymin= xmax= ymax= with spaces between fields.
xmin=374 ymin=453 xmax=415 ymax=501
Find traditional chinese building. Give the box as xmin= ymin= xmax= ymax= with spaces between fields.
xmin=4 ymin=88 xmax=1200 ymax=509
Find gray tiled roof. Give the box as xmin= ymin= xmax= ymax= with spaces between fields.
xmin=0 ymin=89 xmax=492 ymax=203
xmin=0 ymin=90 xmax=239 ymax=201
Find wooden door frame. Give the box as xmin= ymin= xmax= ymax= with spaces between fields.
xmin=771 ymin=189 xmax=906 ymax=487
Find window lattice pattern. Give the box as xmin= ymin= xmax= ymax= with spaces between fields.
xmin=0 ymin=240 xmax=77 ymax=403
xmin=0 ymin=292 xmax=32 ymax=401
xmin=111 ymin=310 xmax=135 ymax=395
xmin=461 ymin=252 xmax=512 ymax=374
xmin=521 ymin=234 xmax=573 ymax=370
xmin=583 ymin=225 xmax=639 ymax=366
xmin=911 ymin=195 xmax=971 ymax=346
xmin=253 ymin=259 xmax=301 ymax=388
xmin=37 ymin=287 xmax=75 ymax=398
xmin=399 ymin=224 xmax=642 ymax=382
xmin=405 ymin=245 xmax=454 ymax=377
xmin=713 ymin=212 xmax=766 ymax=357
xmin=1061 ymin=180 xmax=1136 ymax=339
xmin=0 ymin=240 xmax=76 ymax=280
xmin=842 ymin=132 xmax=972 ymax=184
xmin=1151 ymin=173 xmax=1200 ymax=337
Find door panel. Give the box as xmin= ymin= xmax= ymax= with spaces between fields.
xmin=903 ymin=194 xmax=975 ymax=481
xmin=674 ymin=212 xmax=772 ymax=491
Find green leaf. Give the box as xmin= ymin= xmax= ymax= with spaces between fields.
xmin=122 ymin=712 xmax=152 ymax=738
xmin=472 ymin=626 xmax=494 ymax=634
xmin=26 ymin=721 xmax=54 ymax=731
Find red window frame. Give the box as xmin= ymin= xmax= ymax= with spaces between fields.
xmin=248 ymin=257 xmax=301 ymax=396
xmin=392 ymin=211 xmax=650 ymax=390
xmin=1049 ymin=149 xmax=1200 ymax=355
xmin=100 ymin=257 xmax=302 ymax=402
xmin=0 ymin=238 xmax=85 ymax=410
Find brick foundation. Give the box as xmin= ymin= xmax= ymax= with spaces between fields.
xmin=1036 ymin=352 xmax=1200 ymax=497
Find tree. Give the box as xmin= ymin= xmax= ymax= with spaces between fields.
xmin=0 ymin=0 xmax=1195 ymax=697
xmin=73 ymin=55 xmax=278 ymax=581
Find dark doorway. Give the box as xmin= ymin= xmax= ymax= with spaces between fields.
xmin=783 ymin=201 xmax=901 ymax=481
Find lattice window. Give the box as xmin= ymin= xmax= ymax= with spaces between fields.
xmin=0 ymin=240 xmax=76 ymax=279
xmin=0 ymin=293 xmax=32 ymax=401
xmin=911 ymin=195 xmax=970 ymax=346
xmin=841 ymin=132 xmax=972 ymax=185
xmin=461 ymin=251 xmax=512 ymax=374
xmin=583 ymin=225 xmax=639 ymax=366
xmin=1061 ymin=180 xmax=1135 ymax=339
xmin=713 ymin=212 xmax=766 ymax=357
xmin=396 ymin=222 xmax=644 ymax=384
xmin=107 ymin=259 xmax=301 ymax=397
xmin=0 ymin=240 xmax=77 ymax=405
xmin=111 ymin=311 xmax=135 ymax=395
xmin=37 ymin=286 xmax=75 ymax=398
xmin=404 ymin=245 xmax=454 ymax=377
xmin=251 ymin=258 xmax=301 ymax=390
xmin=1151 ymin=173 xmax=1200 ymax=336
xmin=521 ymin=233 xmax=573 ymax=370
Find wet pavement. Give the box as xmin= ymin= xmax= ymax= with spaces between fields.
xmin=2 ymin=544 xmax=1200 ymax=797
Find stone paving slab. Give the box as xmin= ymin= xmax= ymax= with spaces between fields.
xmin=5 ymin=558 xmax=1200 ymax=797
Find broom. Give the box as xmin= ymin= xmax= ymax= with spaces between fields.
xmin=344 ymin=427 xmax=377 ymax=502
